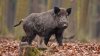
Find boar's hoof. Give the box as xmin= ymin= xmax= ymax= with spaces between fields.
xmin=20 ymin=42 xmax=28 ymax=46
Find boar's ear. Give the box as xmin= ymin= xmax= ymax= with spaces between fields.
xmin=54 ymin=7 xmax=60 ymax=15
xmin=66 ymin=8 xmax=72 ymax=16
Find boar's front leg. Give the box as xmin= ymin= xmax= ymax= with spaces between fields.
xmin=55 ymin=29 xmax=64 ymax=46
xmin=44 ymin=34 xmax=52 ymax=45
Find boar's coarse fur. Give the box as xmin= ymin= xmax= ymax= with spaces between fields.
xmin=14 ymin=7 xmax=72 ymax=47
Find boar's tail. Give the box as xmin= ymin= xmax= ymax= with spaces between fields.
xmin=14 ymin=19 xmax=24 ymax=27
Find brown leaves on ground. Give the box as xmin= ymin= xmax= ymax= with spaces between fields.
xmin=0 ymin=38 xmax=19 ymax=56
xmin=0 ymin=38 xmax=100 ymax=56
xmin=45 ymin=42 xmax=100 ymax=56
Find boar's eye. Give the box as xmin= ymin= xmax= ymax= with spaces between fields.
xmin=66 ymin=8 xmax=72 ymax=16
xmin=54 ymin=7 xmax=60 ymax=15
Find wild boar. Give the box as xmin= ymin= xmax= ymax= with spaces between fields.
xmin=14 ymin=7 xmax=71 ymax=48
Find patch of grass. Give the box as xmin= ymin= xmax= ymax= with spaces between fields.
xmin=20 ymin=45 xmax=41 ymax=56
xmin=26 ymin=47 xmax=41 ymax=56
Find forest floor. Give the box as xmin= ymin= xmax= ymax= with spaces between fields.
xmin=0 ymin=37 xmax=100 ymax=56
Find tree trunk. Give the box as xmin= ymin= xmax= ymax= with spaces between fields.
xmin=52 ymin=0 xmax=61 ymax=7
xmin=77 ymin=0 xmax=89 ymax=41
xmin=95 ymin=0 xmax=100 ymax=38
xmin=5 ymin=0 xmax=17 ymax=32
xmin=29 ymin=0 xmax=40 ymax=13
xmin=88 ymin=0 xmax=100 ymax=38
xmin=47 ymin=0 xmax=52 ymax=10
xmin=64 ymin=0 xmax=77 ymax=39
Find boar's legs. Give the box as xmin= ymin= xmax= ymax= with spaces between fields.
xmin=22 ymin=24 xmax=37 ymax=45
xmin=55 ymin=29 xmax=64 ymax=46
xmin=27 ymin=34 xmax=36 ymax=44
xmin=21 ymin=33 xmax=36 ymax=45
xmin=44 ymin=34 xmax=52 ymax=45
xmin=21 ymin=36 xmax=27 ymax=42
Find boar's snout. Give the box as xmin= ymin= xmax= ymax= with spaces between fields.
xmin=63 ymin=23 xmax=68 ymax=29
xmin=59 ymin=22 xmax=68 ymax=29
xmin=63 ymin=23 xmax=68 ymax=28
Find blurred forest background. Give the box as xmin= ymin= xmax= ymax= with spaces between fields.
xmin=0 ymin=0 xmax=100 ymax=41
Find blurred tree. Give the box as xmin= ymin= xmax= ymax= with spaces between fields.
xmin=88 ymin=0 xmax=95 ymax=38
xmin=5 ymin=0 xmax=17 ymax=32
xmin=16 ymin=0 xmax=29 ymax=19
xmin=88 ymin=0 xmax=100 ymax=38
xmin=77 ymin=0 xmax=89 ymax=41
xmin=47 ymin=0 xmax=52 ymax=10
xmin=95 ymin=0 xmax=100 ymax=38
xmin=52 ymin=0 xmax=61 ymax=7
xmin=0 ymin=0 xmax=9 ymax=35
xmin=29 ymin=0 xmax=40 ymax=13
xmin=61 ymin=0 xmax=70 ymax=8
xmin=40 ymin=0 xmax=47 ymax=12
xmin=0 ymin=0 xmax=2 ymax=34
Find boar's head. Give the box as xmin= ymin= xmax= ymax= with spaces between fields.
xmin=54 ymin=7 xmax=72 ymax=29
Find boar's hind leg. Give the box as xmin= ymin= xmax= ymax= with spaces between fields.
xmin=55 ymin=29 xmax=64 ymax=46
xmin=27 ymin=33 xmax=36 ymax=45
xmin=21 ymin=33 xmax=36 ymax=45
xmin=21 ymin=35 xmax=27 ymax=42
xmin=22 ymin=24 xmax=36 ymax=45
